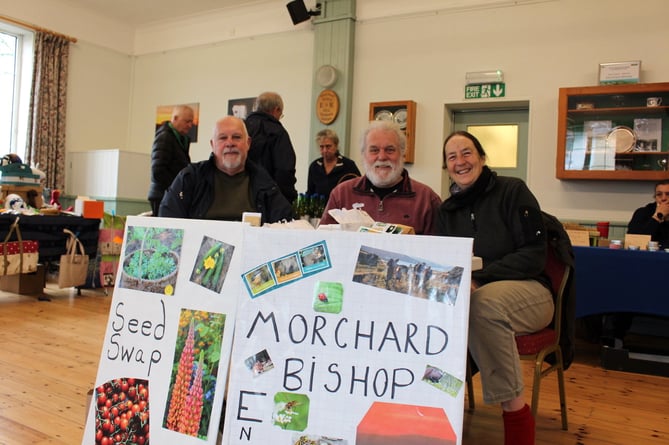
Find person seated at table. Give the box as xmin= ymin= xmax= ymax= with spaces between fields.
xmin=627 ymin=179 xmax=669 ymax=249
xmin=159 ymin=116 xmax=294 ymax=224
xmin=318 ymin=120 xmax=441 ymax=234
xmin=435 ymin=130 xmax=553 ymax=445
xmin=306 ymin=129 xmax=360 ymax=200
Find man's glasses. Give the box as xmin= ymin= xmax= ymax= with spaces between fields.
xmin=655 ymin=192 xmax=669 ymax=198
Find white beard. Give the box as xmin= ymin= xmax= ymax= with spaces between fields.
xmin=364 ymin=160 xmax=403 ymax=188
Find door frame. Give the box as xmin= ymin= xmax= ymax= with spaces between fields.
xmin=442 ymin=100 xmax=530 ymax=198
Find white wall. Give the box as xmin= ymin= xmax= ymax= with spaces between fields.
xmin=3 ymin=0 xmax=669 ymax=222
xmin=126 ymin=30 xmax=315 ymax=194
xmin=349 ymin=0 xmax=669 ymax=223
xmin=66 ymin=42 xmax=133 ymax=151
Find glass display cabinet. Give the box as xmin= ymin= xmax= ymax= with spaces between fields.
xmin=556 ymin=82 xmax=669 ymax=180
xmin=369 ymin=100 xmax=416 ymax=163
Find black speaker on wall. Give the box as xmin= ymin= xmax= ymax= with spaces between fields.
xmin=286 ymin=1 xmax=321 ymax=25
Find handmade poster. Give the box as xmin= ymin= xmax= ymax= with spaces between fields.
xmin=82 ymin=216 xmax=244 ymax=444
xmin=223 ymin=227 xmax=473 ymax=445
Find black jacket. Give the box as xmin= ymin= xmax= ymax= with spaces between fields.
xmin=435 ymin=167 xmax=549 ymax=288
xmin=245 ymin=111 xmax=298 ymax=203
xmin=158 ymin=155 xmax=293 ymax=224
xmin=148 ymin=121 xmax=191 ymax=201
xmin=627 ymin=202 xmax=669 ymax=249
xmin=306 ymin=154 xmax=360 ymax=198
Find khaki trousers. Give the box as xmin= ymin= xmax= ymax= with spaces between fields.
xmin=468 ymin=279 xmax=554 ymax=404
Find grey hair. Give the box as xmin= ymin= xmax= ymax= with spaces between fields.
xmin=316 ymin=128 xmax=339 ymax=146
xmin=360 ymin=120 xmax=406 ymax=154
xmin=253 ymin=92 xmax=283 ymax=113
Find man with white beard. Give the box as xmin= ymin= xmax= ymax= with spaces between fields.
xmin=318 ymin=120 xmax=441 ymax=234
xmin=159 ymin=116 xmax=293 ymax=224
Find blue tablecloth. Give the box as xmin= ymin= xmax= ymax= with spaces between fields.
xmin=574 ymin=246 xmax=669 ymax=318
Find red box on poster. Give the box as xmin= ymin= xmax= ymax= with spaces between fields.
xmin=356 ymin=401 xmax=457 ymax=445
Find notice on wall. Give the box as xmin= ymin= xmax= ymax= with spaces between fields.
xmin=82 ymin=216 xmax=244 ymax=444
xmin=223 ymin=228 xmax=473 ymax=445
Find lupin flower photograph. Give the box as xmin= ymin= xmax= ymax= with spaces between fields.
xmin=163 ymin=309 xmax=226 ymax=439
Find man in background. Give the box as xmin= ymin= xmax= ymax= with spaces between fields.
xmin=244 ymin=92 xmax=298 ymax=204
xmin=159 ymin=116 xmax=293 ymax=224
xmin=147 ymin=104 xmax=194 ymax=216
xmin=627 ymin=179 xmax=669 ymax=249
xmin=318 ymin=120 xmax=441 ymax=235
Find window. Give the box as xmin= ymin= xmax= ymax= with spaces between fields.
xmin=466 ymin=124 xmax=519 ymax=168
xmin=0 ymin=22 xmax=33 ymax=159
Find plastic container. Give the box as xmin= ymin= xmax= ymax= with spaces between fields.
xmin=609 ymin=240 xmax=622 ymax=249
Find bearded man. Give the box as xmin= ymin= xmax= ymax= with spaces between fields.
xmin=159 ymin=116 xmax=293 ymax=224
xmin=318 ymin=120 xmax=441 ymax=234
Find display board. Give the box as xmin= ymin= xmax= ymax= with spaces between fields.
xmin=83 ymin=220 xmax=473 ymax=445
xmin=82 ymin=216 xmax=243 ymax=444
xmin=223 ymin=228 xmax=473 ymax=445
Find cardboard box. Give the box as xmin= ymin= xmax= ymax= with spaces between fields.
xmin=0 ymin=264 xmax=46 ymax=294
xmin=0 ymin=184 xmax=44 ymax=208
xmin=75 ymin=198 xmax=104 ymax=219
xmin=363 ymin=222 xmax=416 ymax=235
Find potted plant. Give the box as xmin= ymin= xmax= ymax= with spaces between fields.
xmin=120 ymin=226 xmax=183 ymax=294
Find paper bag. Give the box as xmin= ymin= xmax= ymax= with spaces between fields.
xmin=58 ymin=229 xmax=89 ymax=288
xmin=98 ymin=228 xmax=124 ymax=255
xmin=0 ymin=217 xmax=39 ymax=276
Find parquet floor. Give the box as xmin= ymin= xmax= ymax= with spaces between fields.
xmin=0 ymin=283 xmax=667 ymax=444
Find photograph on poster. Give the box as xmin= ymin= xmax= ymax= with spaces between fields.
xmin=353 ymin=245 xmax=465 ymax=304
xmin=93 ymin=377 xmax=150 ymax=445
xmin=163 ymin=308 xmax=226 ymax=439
xmin=243 ymin=264 xmax=276 ymax=297
xmin=273 ymin=392 xmax=310 ymax=431
xmin=422 ymin=364 xmax=464 ymax=397
xmin=312 ymin=281 xmax=344 ymax=314
xmin=120 ymin=226 xmax=183 ymax=295
xmin=272 ymin=254 xmax=303 ymax=284
xmin=244 ymin=349 xmax=275 ymax=377
xmin=299 ymin=241 xmax=330 ymax=273
xmin=243 ymin=241 xmax=333 ymax=298
xmin=292 ymin=433 xmax=347 ymax=445
xmin=189 ymin=236 xmax=235 ymax=293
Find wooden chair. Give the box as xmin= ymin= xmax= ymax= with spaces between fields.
xmin=466 ymin=245 xmax=571 ymax=430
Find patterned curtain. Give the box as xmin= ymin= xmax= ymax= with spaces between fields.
xmin=25 ymin=31 xmax=70 ymax=191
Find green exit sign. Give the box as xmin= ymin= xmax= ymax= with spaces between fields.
xmin=465 ymin=83 xmax=506 ymax=99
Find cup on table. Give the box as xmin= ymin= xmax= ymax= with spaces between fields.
xmin=596 ymin=221 xmax=610 ymax=239
xmin=647 ymin=97 xmax=662 ymax=107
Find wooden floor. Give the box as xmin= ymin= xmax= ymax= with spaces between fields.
xmin=0 ymin=284 xmax=668 ymax=445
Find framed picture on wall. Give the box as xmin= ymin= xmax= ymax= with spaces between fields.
xmin=155 ymin=102 xmax=200 ymax=142
xmin=228 ymin=97 xmax=256 ymax=121
xmin=369 ymin=100 xmax=416 ymax=163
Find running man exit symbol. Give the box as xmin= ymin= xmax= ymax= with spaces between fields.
xmin=465 ymin=83 xmax=506 ymax=99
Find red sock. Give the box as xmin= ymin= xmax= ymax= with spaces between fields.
xmin=502 ymin=404 xmax=535 ymax=445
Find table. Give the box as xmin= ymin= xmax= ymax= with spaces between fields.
xmin=574 ymin=246 xmax=669 ymax=318
xmin=0 ymin=214 xmax=100 ymax=263
xmin=574 ymin=246 xmax=669 ymax=376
